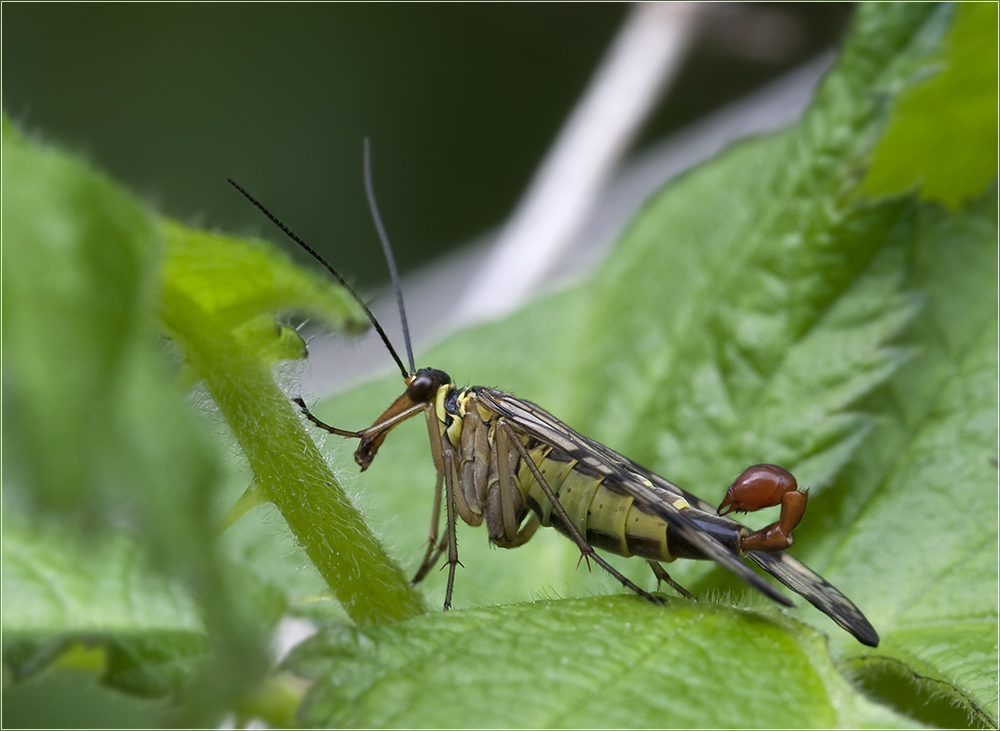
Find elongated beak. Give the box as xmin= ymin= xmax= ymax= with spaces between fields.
xmin=354 ymin=392 xmax=426 ymax=470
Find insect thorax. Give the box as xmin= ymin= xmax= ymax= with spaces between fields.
xmin=434 ymin=385 xmax=495 ymax=449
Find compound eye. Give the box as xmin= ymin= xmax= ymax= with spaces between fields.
xmin=407 ymin=373 xmax=436 ymax=402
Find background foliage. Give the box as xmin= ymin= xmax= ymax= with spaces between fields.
xmin=1 ymin=4 xmax=853 ymax=289
xmin=3 ymin=3 xmax=996 ymax=728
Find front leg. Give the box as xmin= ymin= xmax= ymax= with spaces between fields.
xmin=491 ymin=514 xmax=541 ymax=549
xmin=441 ymin=450 xmax=463 ymax=610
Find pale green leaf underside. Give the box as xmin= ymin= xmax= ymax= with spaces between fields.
xmin=1 ymin=515 xmax=202 ymax=637
xmin=1 ymin=514 xmax=207 ymax=698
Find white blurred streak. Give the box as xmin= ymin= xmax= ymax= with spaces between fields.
xmin=457 ymin=3 xmax=701 ymax=324
xmin=273 ymin=615 xmax=318 ymax=661
xmin=300 ymin=55 xmax=831 ymax=397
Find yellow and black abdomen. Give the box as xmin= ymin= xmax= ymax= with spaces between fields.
xmin=516 ymin=440 xmax=675 ymax=564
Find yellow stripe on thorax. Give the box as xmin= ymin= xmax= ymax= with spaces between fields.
xmin=436 ymin=386 xmax=472 ymax=447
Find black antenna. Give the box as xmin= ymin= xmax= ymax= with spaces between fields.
xmin=227 ymin=178 xmax=410 ymax=380
xmin=363 ymin=138 xmax=415 ymax=375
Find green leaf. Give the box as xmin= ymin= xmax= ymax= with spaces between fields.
xmin=2 ymin=111 xmax=165 ymax=518
xmin=1 ymin=513 xmax=210 ymax=700
xmin=862 ymin=3 xmax=999 ymax=208
xmin=1 ymin=119 xmax=277 ymax=719
xmin=302 ymin=4 xmax=995 ymax=727
xmin=567 ymin=3 xmax=950 ymax=489
xmin=288 ymin=598 xmax=918 ymax=729
xmin=1 ymin=108 xmax=424 ymax=727
xmin=5 ymin=2 xmax=993 ymax=727
xmin=161 ymin=220 xmax=428 ymax=625
xmin=830 ymin=190 xmax=999 ymax=727
xmin=2 ymin=117 xmax=413 ymax=720
xmin=1 ymin=515 xmax=203 ymax=644
xmin=159 ymin=217 xmax=367 ymax=336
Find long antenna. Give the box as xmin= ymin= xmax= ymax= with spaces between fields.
xmin=363 ymin=139 xmax=415 ymax=375
xmin=227 ymin=178 xmax=410 ymax=380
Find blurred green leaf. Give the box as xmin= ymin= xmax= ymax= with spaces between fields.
xmin=3 ymin=514 xmax=208 ymax=697
xmin=0 ymin=112 xmax=420 ymax=724
xmin=1 ymin=118 xmax=273 ymax=721
xmin=2 ymin=112 xmax=165 ymax=518
xmin=160 ymin=217 xmax=367 ymax=334
xmin=862 ymin=3 xmax=999 ymax=208
xmin=1 ymin=515 xmax=202 ymax=653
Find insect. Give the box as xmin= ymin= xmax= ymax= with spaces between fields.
xmin=228 ymin=143 xmax=879 ymax=647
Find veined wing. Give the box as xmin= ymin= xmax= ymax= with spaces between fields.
xmin=635 ymin=438 xmax=879 ymax=645
xmin=474 ymin=388 xmax=792 ymax=607
xmin=747 ymin=551 xmax=879 ymax=646
xmin=476 ymin=388 xmax=880 ymax=646
xmin=475 ymin=388 xmax=691 ymax=500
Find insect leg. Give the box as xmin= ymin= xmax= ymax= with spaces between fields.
xmin=416 ymin=407 xmax=481 ymax=597
xmin=491 ymin=419 xmax=529 ymax=543
xmin=497 ymin=420 xmax=665 ymax=605
xmin=411 ymin=470 xmax=444 ymax=585
xmin=489 ymin=421 xmax=540 ymax=548
xmin=292 ymin=397 xmax=360 ymax=438
xmin=441 ymin=449 xmax=463 ymax=610
xmin=647 ymin=561 xmax=697 ymax=601
xmin=492 ymin=514 xmax=541 ymax=549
